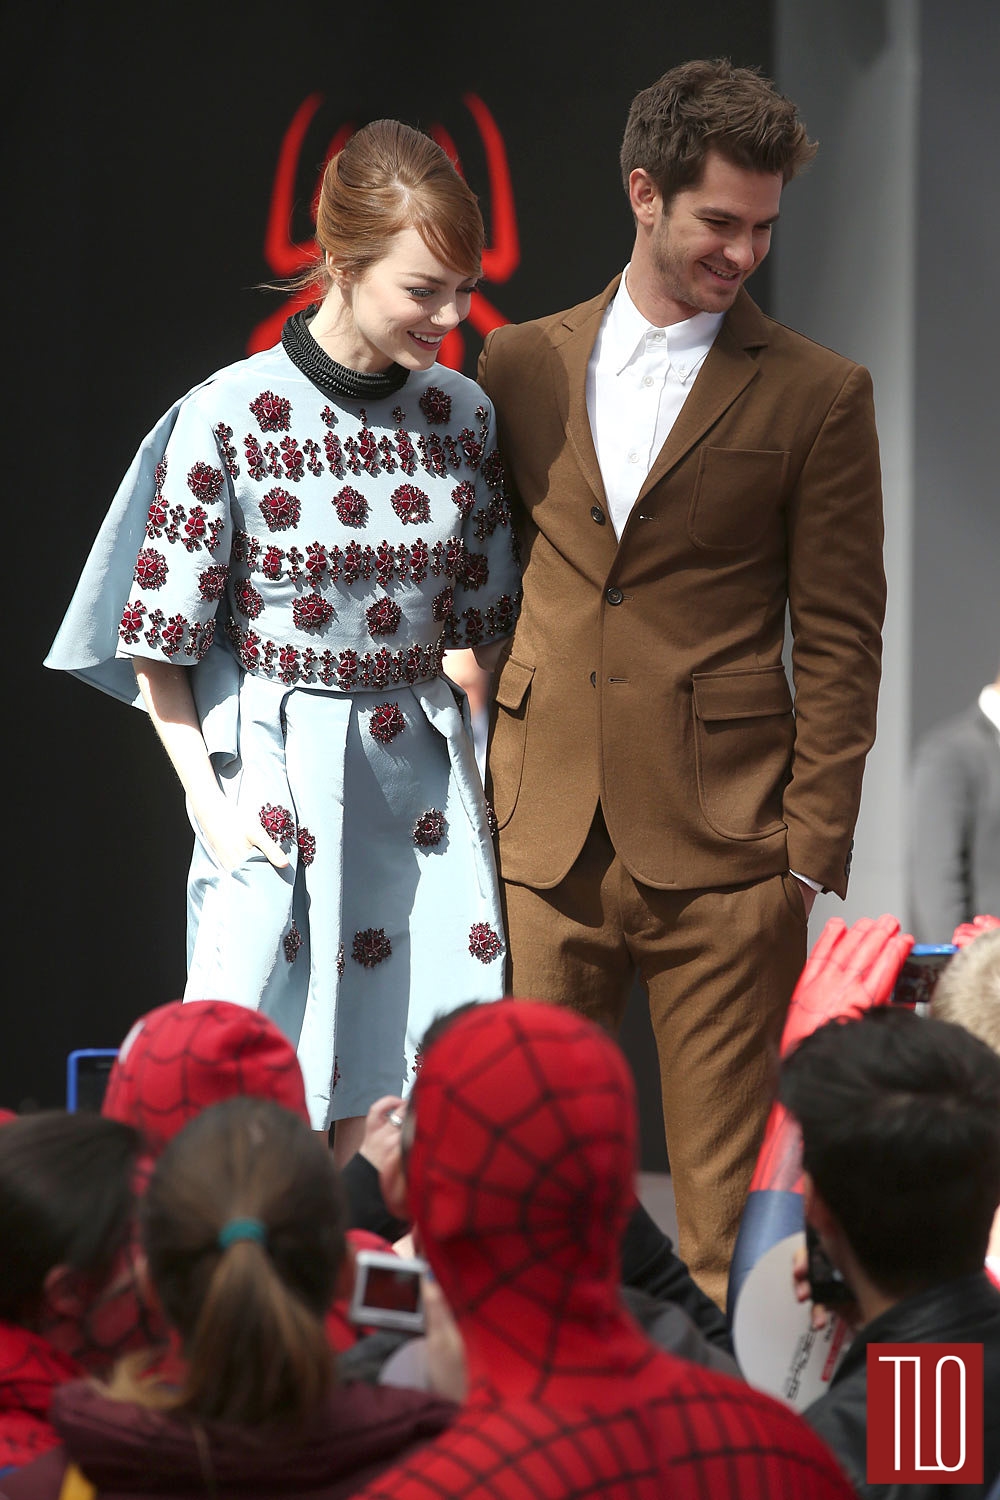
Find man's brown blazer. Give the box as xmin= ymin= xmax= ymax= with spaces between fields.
xmin=479 ymin=280 xmax=885 ymax=899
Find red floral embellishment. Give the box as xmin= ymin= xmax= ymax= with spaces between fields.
xmin=260 ymin=487 xmax=300 ymax=531
xmin=352 ymin=927 xmax=392 ymax=968
xmin=187 ymin=461 xmax=224 ymax=502
xmin=234 ymin=579 xmax=264 ymax=619
xmin=366 ymin=597 xmax=402 ymax=637
xmin=134 ymin=549 xmax=167 ymax=589
xmin=182 ymin=506 xmax=208 ymax=551
xmin=297 ymin=827 xmax=316 ymax=866
xmin=469 ymin=922 xmax=502 ymax=963
xmin=458 ymin=551 xmax=489 ymax=591
xmin=198 ymin=564 xmax=228 ymax=601
xmin=279 ymin=436 xmax=304 ymax=481
xmin=451 ymin=481 xmax=475 ymax=518
xmin=358 ymin=426 xmax=380 ymax=475
xmin=215 ymin=422 xmax=239 ymax=478
xmin=390 ymin=484 xmax=431 ymax=524
xmin=333 ymin=486 xmax=369 ymax=527
xmin=482 ymin=449 xmax=506 ymax=489
xmin=261 ymin=545 xmax=284 ymax=580
xmin=161 ymin=614 xmax=188 ymax=656
xmin=260 ymin=803 xmax=295 ymax=848
xmin=413 ymin=809 xmax=447 ymax=847
xmin=336 ymin=648 xmax=359 ymax=689
xmin=119 ymin=601 xmax=146 ymax=643
xmin=432 ymin=586 xmax=454 ymax=622
xmin=283 ymin=922 xmax=302 ymax=963
xmin=250 ymin=390 xmax=292 ymax=431
xmin=293 ymin=592 xmax=334 ymax=631
xmin=278 ymin=645 xmax=300 ymax=684
xmin=369 ymin=702 xmax=405 ymax=745
xmin=146 ymin=497 xmax=168 ymax=537
xmin=419 ymin=385 xmax=452 ymax=424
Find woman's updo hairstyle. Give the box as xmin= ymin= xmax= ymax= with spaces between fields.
xmin=138 ymin=1096 xmax=346 ymax=1429
xmin=315 ymin=118 xmax=484 ymax=286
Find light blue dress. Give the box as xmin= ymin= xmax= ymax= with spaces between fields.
xmin=46 ymin=338 xmax=521 ymax=1128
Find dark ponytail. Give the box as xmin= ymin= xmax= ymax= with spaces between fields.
xmin=139 ymin=1097 xmax=345 ymax=1427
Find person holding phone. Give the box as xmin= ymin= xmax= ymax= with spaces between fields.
xmin=46 ymin=121 xmax=519 ymax=1164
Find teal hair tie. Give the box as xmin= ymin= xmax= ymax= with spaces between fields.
xmin=217 ymin=1217 xmax=267 ymax=1250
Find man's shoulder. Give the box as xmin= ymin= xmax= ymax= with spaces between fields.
xmin=487 ymin=281 xmax=617 ymax=357
xmin=728 ymin=293 xmax=868 ymax=380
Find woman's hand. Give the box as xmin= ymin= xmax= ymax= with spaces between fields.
xmin=133 ymin=659 xmax=287 ymax=873
xmin=189 ymin=788 xmax=288 ymax=873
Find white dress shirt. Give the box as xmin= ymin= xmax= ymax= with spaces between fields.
xmin=585 ymin=268 xmax=723 ymax=539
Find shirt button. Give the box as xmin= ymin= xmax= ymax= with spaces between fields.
xmin=627 ymin=450 xmax=639 ymax=463
xmin=590 ymin=505 xmax=606 ymax=525
xmin=605 ymin=586 xmax=624 ymax=606
xmin=642 ymin=376 xmax=654 ymax=388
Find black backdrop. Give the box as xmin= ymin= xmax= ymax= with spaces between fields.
xmin=6 ymin=0 xmax=771 ymax=1162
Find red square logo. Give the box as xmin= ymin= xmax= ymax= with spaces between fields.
xmin=867 ymin=1343 xmax=983 ymax=1483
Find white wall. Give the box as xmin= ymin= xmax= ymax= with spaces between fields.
xmin=775 ymin=0 xmax=921 ymax=929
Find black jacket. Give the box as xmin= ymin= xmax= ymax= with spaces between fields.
xmin=804 ymin=1272 xmax=1000 ymax=1498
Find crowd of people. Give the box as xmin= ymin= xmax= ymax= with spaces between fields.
xmin=26 ymin=40 xmax=999 ymax=1500
xmin=0 ymin=914 xmax=998 ymax=1498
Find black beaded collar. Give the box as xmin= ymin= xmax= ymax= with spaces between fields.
xmin=281 ymin=304 xmax=409 ymax=402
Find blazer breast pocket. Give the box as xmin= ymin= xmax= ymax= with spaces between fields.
xmin=687 ymin=446 xmax=789 ymax=550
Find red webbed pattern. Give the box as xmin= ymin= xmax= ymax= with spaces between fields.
xmin=102 ymin=999 xmax=310 ymax=1152
xmin=353 ymin=1001 xmax=854 ymax=1500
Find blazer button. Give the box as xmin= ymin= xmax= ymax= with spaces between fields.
xmin=589 ymin=671 xmax=596 ymax=686
xmin=590 ymin=505 xmax=606 ymax=525
xmin=605 ymin=586 xmax=624 ymax=605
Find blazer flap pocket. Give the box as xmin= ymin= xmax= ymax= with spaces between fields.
xmin=693 ymin=666 xmax=792 ymax=722
xmin=495 ymin=657 xmax=535 ymax=712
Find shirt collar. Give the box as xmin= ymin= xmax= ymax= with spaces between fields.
xmin=604 ymin=266 xmax=724 ymax=375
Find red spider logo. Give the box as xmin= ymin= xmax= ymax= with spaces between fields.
xmin=248 ymin=94 xmax=519 ymax=374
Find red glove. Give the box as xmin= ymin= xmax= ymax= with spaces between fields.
xmin=780 ymin=913 xmax=914 ymax=1059
xmin=951 ymin=914 xmax=1000 ymax=950
xmin=749 ymin=915 xmax=914 ymax=1196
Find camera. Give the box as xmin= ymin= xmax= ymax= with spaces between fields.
xmin=348 ymin=1249 xmax=428 ymax=1335
xmin=891 ymin=944 xmax=957 ymax=1009
xmin=805 ymin=1223 xmax=854 ymax=1307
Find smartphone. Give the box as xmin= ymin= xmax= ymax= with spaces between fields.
xmin=805 ymin=1223 xmax=854 ymax=1306
xmin=66 ymin=1049 xmax=118 ymax=1112
xmin=891 ymin=945 xmax=958 ymax=1009
xmin=348 ymin=1250 xmax=428 ymax=1334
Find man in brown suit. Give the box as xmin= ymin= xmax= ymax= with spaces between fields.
xmin=478 ymin=60 xmax=886 ymax=1307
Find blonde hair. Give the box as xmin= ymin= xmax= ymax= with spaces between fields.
xmin=932 ymin=930 xmax=1000 ymax=1056
xmin=306 ymin=118 xmax=483 ymax=292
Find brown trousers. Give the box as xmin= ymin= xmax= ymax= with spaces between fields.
xmin=502 ymin=808 xmax=808 ymax=1309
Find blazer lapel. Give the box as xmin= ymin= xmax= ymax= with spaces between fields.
xmin=637 ymin=288 xmax=770 ymax=502
xmin=549 ymin=277 xmax=621 ymax=507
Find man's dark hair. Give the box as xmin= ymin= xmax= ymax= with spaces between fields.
xmin=620 ymin=58 xmax=818 ymax=207
xmin=779 ymin=1008 xmax=1000 ymax=1298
